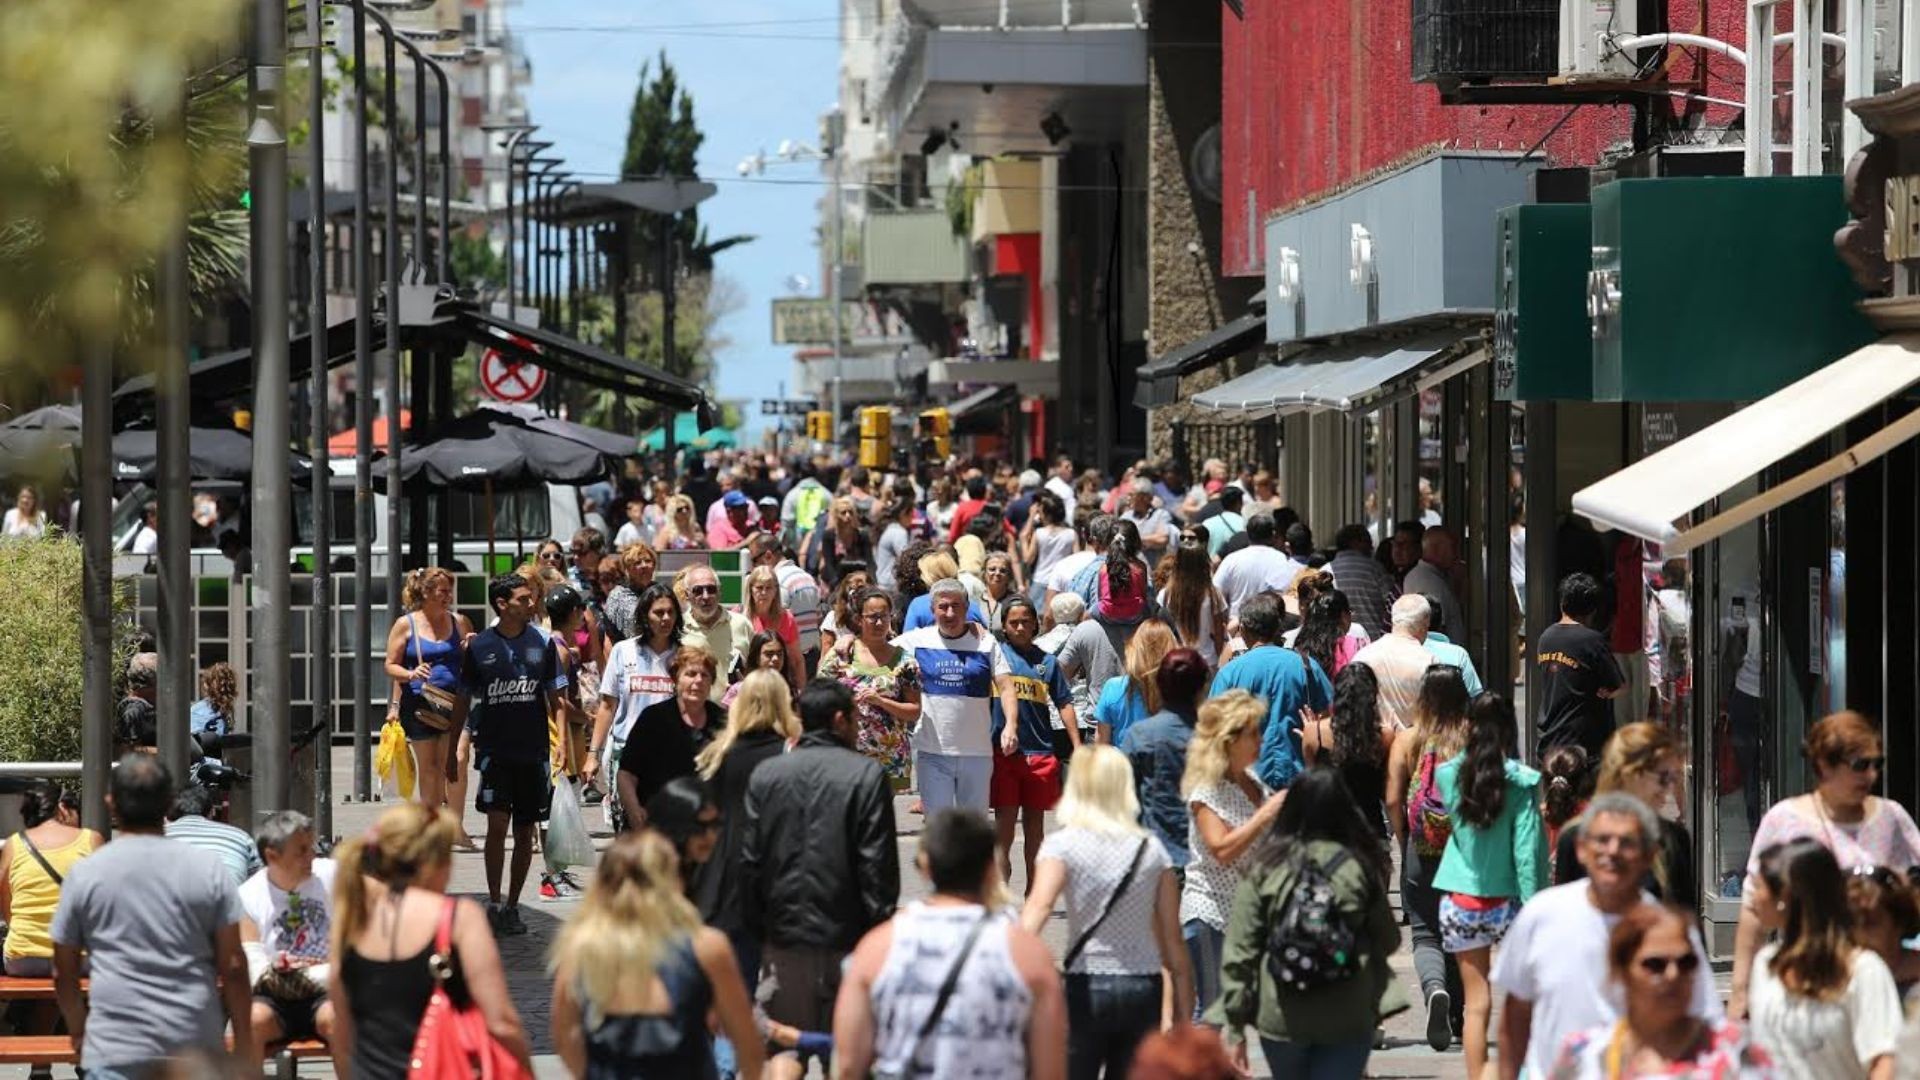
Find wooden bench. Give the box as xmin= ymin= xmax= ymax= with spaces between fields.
xmin=0 ymin=1030 xmax=326 ymax=1078
xmin=0 ymin=978 xmax=85 ymax=1001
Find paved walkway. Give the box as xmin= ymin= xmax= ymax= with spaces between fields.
xmin=2 ymin=749 xmax=1471 ymax=1079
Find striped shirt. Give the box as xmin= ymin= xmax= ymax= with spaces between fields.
xmin=165 ymin=815 xmax=262 ymax=886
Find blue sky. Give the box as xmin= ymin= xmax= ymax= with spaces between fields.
xmin=513 ymin=2 xmax=839 ymax=436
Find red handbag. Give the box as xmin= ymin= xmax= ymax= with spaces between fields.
xmin=406 ymin=898 xmax=531 ymax=1080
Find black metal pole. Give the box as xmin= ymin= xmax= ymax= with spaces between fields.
xmin=660 ymin=210 xmax=677 ymax=472
xmin=350 ymin=0 xmax=374 ymax=801
xmin=81 ymin=338 xmax=112 ymax=833
xmin=405 ymin=45 xmax=427 ymax=277
xmin=307 ymin=0 xmax=333 ymax=837
xmin=376 ymin=12 xmax=404 ymax=619
xmin=250 ymin=0 xmax=294 ymax=816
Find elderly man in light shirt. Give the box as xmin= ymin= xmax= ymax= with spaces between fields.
xmin=1348 ymin=594 xmax=1442 ymax=730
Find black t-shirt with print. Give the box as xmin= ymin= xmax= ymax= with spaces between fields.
xmin=1534 ymin=621 xmax=1625 ymax=758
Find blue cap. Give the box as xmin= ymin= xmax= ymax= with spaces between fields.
xmin=723 ymin=491 xmax=751 ymax=509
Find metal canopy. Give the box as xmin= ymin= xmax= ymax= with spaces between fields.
xmin=1191 ymin=331 xmax=1464 ymax=416
xmin=1134 ymin=309 xmax=1268 ymax=408
xmin=537 ymin=179 xmax=721 ymax=225
xmin=456 ymin=308 xmax=710 ymax=412
xmin=110 ymin=318 xmax=361 ymax=424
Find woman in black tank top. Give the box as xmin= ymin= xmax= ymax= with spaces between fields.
xmin=329 ymin=804 xmax=531 ymax=1080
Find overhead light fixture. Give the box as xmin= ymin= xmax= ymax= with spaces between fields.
xmin=1040 ymin=111 xmax=1070 ymax=146
xmin=920 ymin=128 xmax=947 ymax=156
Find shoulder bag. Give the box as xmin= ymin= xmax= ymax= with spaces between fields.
xmin=1062 ymin=837 xmax=1149 ymax=972
xmin=408 ymin=898 xmax=530 ymax=1080
xmin=872 ymin=911 xmax=991 ymax=1080
xmin=409 ymin=614 xmax=457 ymax=733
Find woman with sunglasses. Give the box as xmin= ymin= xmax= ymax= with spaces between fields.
xmin=1552 ymin=722 xmax=1698 ymax=911
xmin=1547 ymin=903 xmax=1774 ymax=1078
xmin=1159 ymin=527 xmax=1225 ymax=666
xmin=653 ymin=494 xmax=705 ymax=551
xmin=535 ymin=538 xmax=566 ymax=569
xmin=1743 ymin=839 xmax=1900 ymax=1079
xmin=817 ymin=587 xmax=921 ymax=790
xmin=980 ymin=551 xmax=1020 ymax=634
xmin=1729 ymin=711 xmax=1920 ymax=1019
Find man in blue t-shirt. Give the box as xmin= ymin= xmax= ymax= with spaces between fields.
xmin=1209 ymin=591 xmax=1332 ymax=790
xmin=987 ymin=597 xmax=1078 ymax=885
xmin=449 ymin=574 xmax=570 ymax=936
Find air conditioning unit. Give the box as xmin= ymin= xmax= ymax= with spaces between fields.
xmin=1559 ymin=0 xmax=1639 ymax=78
xmin=1411 ymin=0 xmax=1559 ymax=85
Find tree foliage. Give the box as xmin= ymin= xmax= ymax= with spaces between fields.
xmin=0 ymin=0 xmax=248 ymax=405
xmin=0 ymin=536 xmax=138 ymax=762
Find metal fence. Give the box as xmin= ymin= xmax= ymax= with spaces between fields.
xmin=1168 ymin=418 xmax=1280 ymax=479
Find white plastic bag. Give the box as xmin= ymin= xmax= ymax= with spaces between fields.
xmin=546 ymin=776 xmax=597 ymax=870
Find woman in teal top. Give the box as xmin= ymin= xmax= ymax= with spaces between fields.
xmin=1432 ymin=692 xmax=1546 ymax=1080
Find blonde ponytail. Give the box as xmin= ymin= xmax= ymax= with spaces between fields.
xmin=331 ymin=803 xmax=459 ymax=955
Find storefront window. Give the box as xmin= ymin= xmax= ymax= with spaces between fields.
xmin=1703 ymin=505 xmax=1766 ymax=903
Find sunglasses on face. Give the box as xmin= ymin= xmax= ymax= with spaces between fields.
xmin=540 ymin=551 xmax=565 ymax=563
xmin=568 ymin=546 xmax=586 ymax=556
xmin=1635 ymin=952 xmax=1700 ymax=978
xmin=689 ymin=585 xmax=719 ymax=597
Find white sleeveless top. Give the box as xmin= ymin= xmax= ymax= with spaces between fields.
xmin=869 ymin=902 xmax=1031 ymax=1080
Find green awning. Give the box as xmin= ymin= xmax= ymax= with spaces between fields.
xmin=641 ymin=412 xmax=737 ymax=450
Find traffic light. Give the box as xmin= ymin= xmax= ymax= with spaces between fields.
xmin=858 ymin=407 xmax=892 ymax=469
xmin=805 ymin=411 xmax=833 ymax=442
xmin=917 ymin=407 xmax=951 ymax=460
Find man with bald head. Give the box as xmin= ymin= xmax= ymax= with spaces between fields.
xmin=1403 ymin=526 xmax=1466 ymax=650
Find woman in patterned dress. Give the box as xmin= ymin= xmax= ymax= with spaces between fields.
xmin=817 ymin=587 xmax=920 ymax=789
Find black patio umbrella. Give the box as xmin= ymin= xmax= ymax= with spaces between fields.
xmin=0 ymin=404 xmax=81 ymax=475
xmin=1 ymin=404 xmax=81 ymax=431
xmin=385 ymin=408 xmax=612 ymax=489
xmin=478 ymin=403 xmax=637 ymax=458
xmin=111 ymin=426 xmax=313 ymax=484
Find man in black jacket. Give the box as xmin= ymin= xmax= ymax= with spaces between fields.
xmin=741 ymin=678 xmax=898 ymax=1068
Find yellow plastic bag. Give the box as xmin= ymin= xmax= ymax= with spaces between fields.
xmin=375 ymin=717 xmax=415 ymax=800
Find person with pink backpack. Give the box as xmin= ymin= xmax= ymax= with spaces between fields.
xmin=1383 ymin=665 xmax=1473 ymax=1053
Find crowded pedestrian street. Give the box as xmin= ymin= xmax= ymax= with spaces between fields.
xmin=16 ymin=0 xmax=1920 ymax=1078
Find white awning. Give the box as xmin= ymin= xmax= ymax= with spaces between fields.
xmin=1190 ymin=331 xmax=1476 ymax=417
xmin=1572 ymin=333 xmax=1920 ymax=553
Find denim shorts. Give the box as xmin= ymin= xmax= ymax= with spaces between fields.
xmin=1438 ymin=894 xmax=1518 ymax=953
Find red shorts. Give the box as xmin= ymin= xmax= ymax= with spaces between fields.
xmin=990 ymin=751 xmax=1061 ymax=811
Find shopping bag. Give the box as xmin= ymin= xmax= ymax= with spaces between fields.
xmin=546 ymin=776 xmax=596 ymax=870
xmin=375 ymin=718 xmax=415 ymax=800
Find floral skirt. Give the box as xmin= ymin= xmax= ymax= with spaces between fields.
xmin=1439 ymin=894 xmax=1518 ymax=953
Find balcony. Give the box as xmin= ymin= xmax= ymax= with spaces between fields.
xmin=867 ymin=0 xmax=1147 ymax=156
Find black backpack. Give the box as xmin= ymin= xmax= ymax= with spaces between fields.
xmin=1265 ymin=847 xmax=1366 ymax=993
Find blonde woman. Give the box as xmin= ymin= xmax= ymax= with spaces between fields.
xmin=381 ymin=566 xmax=475 ymax=849
xmin=1091 ymin=619 xmax=1176 ymax=746
xmin=1552 ymin=720 xmax=1697 ymax=909
xmin=743 ymin=565 xmax=804 ymax=695
xmin=330 ymin=803 xmax=531 ymax=1080
xmin=694 ymin=669 xmax=799 ymax=989
xmin=1021 ymin=745 xmax=1194 ymax=1078
xmin=3 ymin=485 xmax=46 ymax=538
xmin=1179 ymin=690 xmax=1287 ymax=1020
xmin=550 ymin=831 xmax=762 ymax=1080
xmin=653 ymin=494 xmax=705 ymax=551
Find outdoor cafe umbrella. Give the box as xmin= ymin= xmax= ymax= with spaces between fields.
xmin=479 ymin=403 xmax=637 ymax=458
xmin=111 ymin=425 xmax=313 ymax=484
xmin=0 ymin=404 xmax=82 ymax=480
xmin=383 ymin=409 xmax=615 ymax=565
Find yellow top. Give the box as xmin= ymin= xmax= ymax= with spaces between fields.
xmin=4 ymin=831 xmax=95 ymax=961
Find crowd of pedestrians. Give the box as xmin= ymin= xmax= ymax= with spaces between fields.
xmin=27 ymin=451 xmax=1920 ymax=1079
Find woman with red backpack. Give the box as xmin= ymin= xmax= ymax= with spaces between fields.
xmin=1383 ymin=665 xmax=1471 ymax=1053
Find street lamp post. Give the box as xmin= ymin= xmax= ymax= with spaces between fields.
xmin=740 ymin=118 xmax=844 ymax=437
xmin=481 ymin=124 xmax=537 ymax=305
xmin=506 ymin=139 xmax=553 ymax=316
xmin=306 ymin=0 xmax=333 ymax=833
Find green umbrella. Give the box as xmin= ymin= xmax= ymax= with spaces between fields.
xmin=641 ymin=412 xmax=736 ymax=451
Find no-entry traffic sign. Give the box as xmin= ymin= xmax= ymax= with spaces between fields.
xmin=480 ymin=346 xmax=547 ymax=404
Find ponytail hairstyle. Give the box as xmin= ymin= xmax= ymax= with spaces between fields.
xmin=1292 ymin=591 xmax=1350 ymax=683
xmin=1456 ymin=692 xmax=1516 ymax=829
xmin=18 ymin=780 xmax=66 ymax=828
xmin=331 ymin=802 xmax=460 ymax=956
xmin=1539 ymin=745 xmax=1592 ymax=832
xmin=1106 ymin=518 xmax=1141 ymax=592
xmin=549 ymin=831 xmax=701 ymax=1016
xmin=400 ymin=566 xmax=455 ymax=612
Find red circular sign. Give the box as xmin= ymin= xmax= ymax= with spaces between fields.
xmin=480 ymin=343 xmax=548 ymax=404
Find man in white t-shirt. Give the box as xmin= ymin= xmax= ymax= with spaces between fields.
xmin=1214 ymin=513 xmax=1305 ymax=624
xmin=891 ymin=579 xmax=1021 ymax=813
xmin=1043 ymin=514 xmax=1111 ymax=601
xmin=1493 ymin=793 xmax=1720 ymax=1079
xmin=238 ymin=811 xmax=337 ymax=1067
